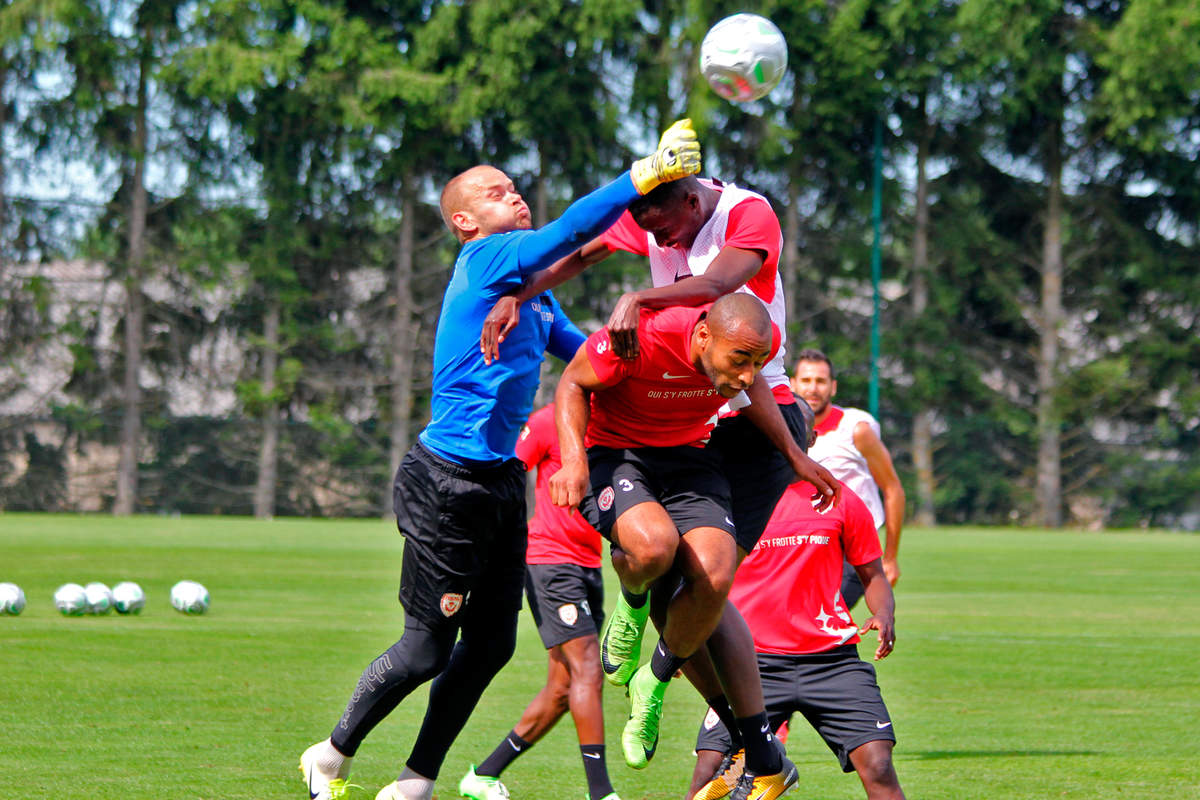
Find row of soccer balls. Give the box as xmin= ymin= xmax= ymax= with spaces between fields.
xmin=0 ymin=580 xmax=210 ymax=616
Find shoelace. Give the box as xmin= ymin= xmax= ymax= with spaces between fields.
xmin=326 ymin=778 xmax=363 ymax=799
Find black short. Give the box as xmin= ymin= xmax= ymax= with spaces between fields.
xmin=707 ymin=401 xmax=809 ymax=552
xmin=578 ymin=445 xmax=736 ymax=541
xmin=695 ymin=645 xmax=895 ymax=772
xmin=393 ymin=441 xmax=528 ymax=633
xmin=524 ymin=563 xmax=605 ymax=649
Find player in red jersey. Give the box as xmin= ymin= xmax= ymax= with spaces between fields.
xmin=458 ymin=403 xmax=620 ymax=800
xmin=686 ymin=404 xmax=905 ymax=800
xmin=554 ymin=293 xmax=801 ymax=798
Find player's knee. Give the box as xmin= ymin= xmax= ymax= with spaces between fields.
xmin=386 ymin=628 xmax=453 ymax=684
xmin=627 ymin=539 xmax=676 ymax=582
xmin=854 ymin=743 xmax=899 ymax=788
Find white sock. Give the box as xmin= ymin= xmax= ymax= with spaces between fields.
xmin=317 ymin=739 xmax=352 ymax=779
xmin=394 ymin=766 xmax=435 ymax=800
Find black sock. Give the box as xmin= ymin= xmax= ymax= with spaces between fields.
xmin=580 ymin=744 xmax=614 ymax=799
xmin=737 ymin=712 xmax=782 ymax=775
xmin=621 ymin=584 xmax=648 ymax=609
xmin=649 ymin=636 xmax=689 ymax=682
xmin=704 ymin=694 xmax=745 ymax=748
xmin=477 ymin=730 xmax=531 ymax=777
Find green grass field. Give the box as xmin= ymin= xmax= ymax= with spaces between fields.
xmin=1 ymin=514 xmax=1197 ymax=799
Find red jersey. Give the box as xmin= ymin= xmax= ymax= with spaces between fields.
xmin=584 ymin=306 xmax=738 ymax=449
xmin=730 ymin=480 xmax=881 ymax=655
xmin=516 ymin=404 xmax=603 ymax=568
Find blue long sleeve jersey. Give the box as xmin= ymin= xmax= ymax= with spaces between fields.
xmin=418 ymin=171 xmax=641 ymax=465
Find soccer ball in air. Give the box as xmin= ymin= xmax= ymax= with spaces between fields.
xmin=699 ymin=13 xmax=788 ymax=102
xmin=54 ymin=583 xmax=89 ymax=616
xmin=84 ymin=582 xmax=114 ymax=615
xmin=112 ymin=581 xmax=146 ymax=614
xmin=170 ymin=580 xmax=210 ymax=615
xmin=0 ymin=582 xmax=25 ymax=615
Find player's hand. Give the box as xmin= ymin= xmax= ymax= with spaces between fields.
xmin=858 ymin=614 xmax=895 ymax=661
xmin=550 ymin=459 xmax=589 ymax=509
xmin=480 ymin=295 xmax=521 ymax=364
xmin=607 ymin=292 xmax=642 ymax=359
xmin=883 ymin=556 xmax=900 ymax=587
xmin=791 ymin=452 xmax=840 ymax=512
xmin=630 ymin=118 xmax=701 ymax=195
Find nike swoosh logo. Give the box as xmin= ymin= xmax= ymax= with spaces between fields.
xmin=876 ymin=720 xmax=892 ymax=729
xmin=760 ymin=723 xmax=769 ymax=733
xmin=662 ymin=371 xmax=691 ymax=380
xmin=583 ymin=752 xmax=601 ymax=759
xmin=508 ymin=739 xmax=523 ymax=752
xmin=307 ymin=770 xmax=318 ymax=799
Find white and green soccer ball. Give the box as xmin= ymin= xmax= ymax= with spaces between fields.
xmin=54 ymin=583 xmax=88 ymax=616
xmin=0 ymin=582 xmax=25 ymax=615
xmin=170 ymin=580 xmax=210 ymax=615
xmin=84 ymin=582 xmax=114 ymax=615
xmin=699 ymin=13 xmax=788 ymax=103
xmin=112 ymin=581 xmax=145 ymax=614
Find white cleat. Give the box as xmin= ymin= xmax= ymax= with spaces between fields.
xmin=300 ymin=740 xmax=355 ymax=800
xmin=374 ymin=782 xmax=422 ymax=800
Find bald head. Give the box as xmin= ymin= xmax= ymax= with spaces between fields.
xmin=439 ymin=165 xmax=530 ymax=243
xmin=707 ymin=292 xmax=772 ymax=343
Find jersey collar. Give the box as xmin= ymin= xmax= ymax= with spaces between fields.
xmin=813 ymin=406 xmax=844 ymax=436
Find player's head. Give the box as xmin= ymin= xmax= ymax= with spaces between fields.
xmin=694 ymin=293 xmax=773 ymax=399
xmin=790 ymin=348 xmax=836 ymax=416
xmin=628 ymin=175 xmax=715 ymax=250
xmin=440 ymin=165 xmax=532 ymax=244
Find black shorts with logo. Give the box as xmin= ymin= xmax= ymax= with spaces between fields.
xmin=695 ymin=644 xmax=895 ymax=772
xmin=578 ymin=445 xmax=736 ymax=542
xmin=707 ymin=401 xmax=809 ymax=552
xmin=524 ymin=563 xmax=606 ymax=649
xmin=393 ymin=441 xmax=528 ymax=633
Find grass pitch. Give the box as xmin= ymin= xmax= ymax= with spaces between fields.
xmin=1 ymin=514 xmax=1197 ymax=799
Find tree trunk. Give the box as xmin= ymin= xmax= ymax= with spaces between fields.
xmin=253 ymin=299 xmax=280 ymax=519
xmin=535 ymin=144 xmax=549 ymax=227
xmin=910 ymin=93 xmax=937 ymax=527
xmin=386 ymin=180 xmax=416 ymax=516
xmin=781 ymin=193 xmax=804 ymax=344
xmin=1036 ymin=115 xmax=1064 ymax=528
xmin=114 ymin=56 xmax=149 ymax=516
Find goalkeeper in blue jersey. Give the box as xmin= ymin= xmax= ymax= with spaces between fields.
xmin=299 ymin=121 xmax=702 ymax=800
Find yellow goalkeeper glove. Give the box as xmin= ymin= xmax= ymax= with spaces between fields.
xmin=630 ymin=118 xmax=702 ymax=195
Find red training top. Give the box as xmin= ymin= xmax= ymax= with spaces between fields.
xmin=730 ymin=480 xmax=881 ymax=655
xmin=584 ymin=306 xmax=776 ymax=449
xmin=516 ymin=404 xmax=603 ymax=568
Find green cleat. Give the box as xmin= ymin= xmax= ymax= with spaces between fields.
xmin=458 ymin=764 xmax=511 ymax=800
xmin=600 ymin=592 xmax=650 ymax=686
xmin=621 ymin=663 xmax=668 ymax=769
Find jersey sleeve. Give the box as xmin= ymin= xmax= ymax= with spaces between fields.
xmin=515 ymin=406 xmax=552 ymax=471
xmin=543 ymin=293 xmax=587 ymax=363
xmin=840 ymin=485 xmax=884 ymax=566
xmin=599 ymin=211 xmax=651 ymax=256
xmin=583 ymin=328 xmax=633 ymax=387
xmin=724 ymin=198 xmax=782 ymax=263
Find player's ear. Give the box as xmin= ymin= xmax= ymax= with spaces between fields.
xmin=451 ymin=209 xmax=477 ymax=240
xmin=831 ymin=378 xmax=838 ymax=397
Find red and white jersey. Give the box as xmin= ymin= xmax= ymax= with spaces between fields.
xmin=730 ymin=480 xmax=881 ymax=655
xmin=516 ymin=404 xmax=603 ymax=568
xmin=585 ymin=305 xmax=776 ymax=449
xmin=808 ymin=406 xmax=885 ymax=528
xmin=601 ymin=179 xmax=792 ymax=404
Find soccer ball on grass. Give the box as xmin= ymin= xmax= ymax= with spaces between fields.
xmin=54 ymin=583 xmax=88 ymax=616
xmin=84 ymin=582 xmax=114 ymax=615
xmin=699 ymin=13 xmax=788 ymax=103
xmin=0 ymin=582 xmax=25 ymax=615
xmin=112 ymin=581 xmax=146 ymax=614
xmin=170 ymin=580 xmax=210 ymax=614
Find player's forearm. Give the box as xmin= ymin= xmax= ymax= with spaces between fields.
xmin=553 ymin=379 xmax=591 ymax=468
xmin=517 ymin=173 xmax=638 ymax=273
xmin=626 ymin=275 xmax=733 ymax=310
xmin=861 ymin=572 xmax=896 ymax=622
xmin=515 ymin=242 xmax=610 ymax=303
xmin=883 ymin=488 xmax=905 ymax=557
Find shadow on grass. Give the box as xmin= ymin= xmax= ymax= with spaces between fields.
xmin=905 ymin=749 xmax=1100 ymax=760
